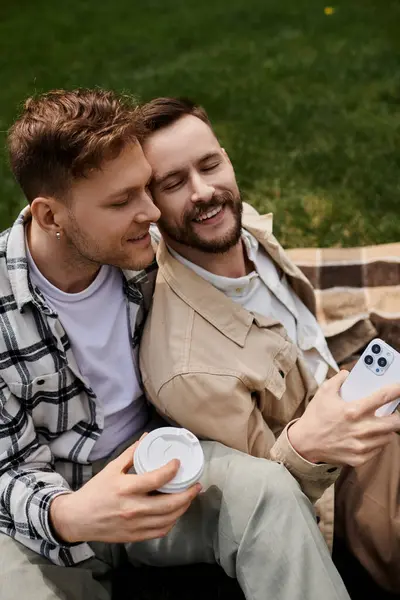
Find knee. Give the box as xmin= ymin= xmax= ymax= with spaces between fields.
xmin=245 ymin=457 xmax=302 ymax=501
xmin=217 ymin=456 xmax=310 ymax=546
xmin=224 ymin=452 xmax=305 ymax=513
xmin=201 ymin=442 xmax=306 ymax=510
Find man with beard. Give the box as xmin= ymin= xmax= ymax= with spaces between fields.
xmin=139 ymin=97 xmax=400 ymax=594
xmin=0 ymin=88 xmax=351 ymax=600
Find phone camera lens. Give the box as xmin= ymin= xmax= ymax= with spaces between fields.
xmin=377 ymin=357 xmax=387 ymax=368
xmin=364 ymin=355 xmax=374 ymax=365
xmin=371 ymin=344 xmax=381 ymax=354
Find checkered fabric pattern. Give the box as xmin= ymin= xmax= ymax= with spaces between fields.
xmin=287 ymin=243 xmax=400 ymax=366
xmin=0 ymin=208 xmax=157 ymax=566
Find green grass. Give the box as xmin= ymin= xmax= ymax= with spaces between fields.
xmin=1 ymin=0 xmax=399 ymax=248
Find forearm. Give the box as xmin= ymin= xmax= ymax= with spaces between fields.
xmin=49 ymin=491 xmax=82 ymax=543
xmin=270 ymin=421 xmax=340 ymax=504
xmin=287 ymin=416 xmax=325 ymax=463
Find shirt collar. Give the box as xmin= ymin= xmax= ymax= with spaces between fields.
xmin=6 ymin=206 xmax=47 ymax=313
xmin=241 ymin=229 xmax=259 ymax=261
xmin=167 ymin=231 xmax=260 ymax=297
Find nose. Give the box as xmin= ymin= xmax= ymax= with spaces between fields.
xmin=190 ymin=172 xmax=215 ymax=204
xmin=135 ymin=190 xmax=161 ymax=224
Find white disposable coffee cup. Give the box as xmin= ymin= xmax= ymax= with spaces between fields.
xmin=133 ymin=427 xmax=204 ymax=494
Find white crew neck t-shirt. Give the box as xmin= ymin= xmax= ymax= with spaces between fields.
xmin=26 ymin=244 xmax=148 ymax=460
xmin=168 ymin=230 xmax=338 ymax=385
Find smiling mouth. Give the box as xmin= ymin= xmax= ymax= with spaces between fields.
xmin=193 ymin=205 xmax=223 ymax=223
xmin=129 ymin=231 xmax=149 ymax=241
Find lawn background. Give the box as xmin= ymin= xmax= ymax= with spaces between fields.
xmin=0 ymin=0 xmax=399 ymax=248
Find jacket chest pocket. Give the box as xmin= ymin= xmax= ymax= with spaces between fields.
xmin=8 ymin=371 xmax=74 ymax=432
xmin=263 ymin=342 xmax=299 ymax=400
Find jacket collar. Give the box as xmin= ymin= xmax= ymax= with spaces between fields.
xmin=6 ymin=206 xmax=41 ymax=313
xmin=157 ymin=240 xmax=254 ymax=346
xmin=242 ymin=211 xmax=316 ymax=314
xmin=156 ymin=205 xmax=316 ymax=346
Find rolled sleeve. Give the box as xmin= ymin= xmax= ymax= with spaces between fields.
xmin=270 ymin=420 xmax=341 ymax=504
xmin=27 ymin=487 xmax=72 ymax=546
xmin=4 ymin=464 xmax=77 ymax=547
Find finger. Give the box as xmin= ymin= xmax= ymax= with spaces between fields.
xmin=129 ymin=523 xmax=176 ymax=543
xmin=122 ymin=483 xmax=201 ymax=519
xmin=123 ymin=487 xmax=200 ymax=543
xmin=112 ymin=433 xmax=148 ymax=474
xmin=356 ymin=384 xmax=400 ymax=415
xmin=383 ymin=411 xmax=400 ymax=432
xmin=358 ymin=433 xmax=393 ymax=453
xmin=359 ymin=413 xmax=400 ymax=437
xmin=351 ymin=445 xmax=386 ymax=467
xmin=325 ymin=370 xmax=349 ymax=392
xmin=128 ymin=499 xmax=194 ymax=533
xmin=127 ymin=459 xmax=182 ymax=494
xmin=139 ymin=482 xmax=202 ymax=516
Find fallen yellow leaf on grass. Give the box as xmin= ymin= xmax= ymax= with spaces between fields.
xmin=324 ymin=6 xmax=335 ymax=15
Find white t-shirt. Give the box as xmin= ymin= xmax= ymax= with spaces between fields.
xmin=26 ymin=245 xmax=148 ymax=460
xmin=168 ymin=231 xmax=338 ymax=385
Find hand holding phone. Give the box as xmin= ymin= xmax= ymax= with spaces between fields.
xmin=288 ymin=340 xmax=400 ymax=467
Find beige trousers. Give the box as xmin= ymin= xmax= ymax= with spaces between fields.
xmin=0 ymin=421 xmax=350 ymax=600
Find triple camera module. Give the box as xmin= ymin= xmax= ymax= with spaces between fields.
xmin=363 ymin=343 xmax=393 ymax=376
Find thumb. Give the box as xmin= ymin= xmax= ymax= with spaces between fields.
xmin=326 ymin=369 xmax=349 ymax=393
xmin=112 ymin=433 xmax=148 ymax=474
xmin=131 ymin=458 xmax=181 ymax=494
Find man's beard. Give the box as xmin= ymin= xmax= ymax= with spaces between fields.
xmin=159 ymin=191 xmax=243 ymax=254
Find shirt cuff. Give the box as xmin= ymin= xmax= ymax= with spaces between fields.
xmin=270 ymin=420 xmax=341 ymax=483
xmin=27 ymin=487 xmax=78 ymax=547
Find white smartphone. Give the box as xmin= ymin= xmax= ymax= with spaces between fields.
xmin=340 ymin=338 xmax=400 ymax=417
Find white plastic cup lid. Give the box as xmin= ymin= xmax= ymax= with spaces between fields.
xmin=133 ymin=427 xmax=204 ymax=494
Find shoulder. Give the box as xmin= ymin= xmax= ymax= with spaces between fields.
xmin=140 ymin=279 xmax=193 ymax=379
xmin=0 ymin=226 xmax=11 ymax=251
xmin=0 ymin=227 xmax=14 ymax=297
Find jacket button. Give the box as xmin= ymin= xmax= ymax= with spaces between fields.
xmin=37 ymin=379 xmax=45 ymax=385
xmin=327 ymin=467 xmax=338 ymax=473
xmin=279 ymin=370 xmax=285 ymax=378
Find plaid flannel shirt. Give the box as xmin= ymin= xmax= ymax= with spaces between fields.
xmin=0 ymin=208 xmax=157 ymax=566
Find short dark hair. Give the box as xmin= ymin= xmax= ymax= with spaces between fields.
xmin=138 ymin=97 xmax=212 ymax=137
xmin=8 ymin=88 xmax=141 ymax=203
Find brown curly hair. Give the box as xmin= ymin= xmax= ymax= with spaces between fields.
xmin=8 ymin=88 xmax=141 ymax=203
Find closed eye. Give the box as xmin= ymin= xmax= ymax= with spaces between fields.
xmin=110 ymin=199 xmax=129 ymax=208
xmin=163 ymin=179 xmax=184 ymax=192
xmin=201 ymin=162 xmax=220 ymax=172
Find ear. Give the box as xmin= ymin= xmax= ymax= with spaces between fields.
xmin=30 ymin=197 xmax=66 ymax=236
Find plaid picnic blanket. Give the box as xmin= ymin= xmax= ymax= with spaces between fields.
xmin=286 ymin=242 xmax=400 ymax=368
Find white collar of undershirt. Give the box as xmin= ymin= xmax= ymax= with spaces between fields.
xmin=167 ymin=230 xmax=260 ymax=295
xmin=25 ymin=236 xmax=111 ymax=304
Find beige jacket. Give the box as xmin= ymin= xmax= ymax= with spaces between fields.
xmin=140 ymin=204 xmax=372 ymax=549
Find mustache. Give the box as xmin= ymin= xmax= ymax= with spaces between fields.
xmin=185 ymin=192 xmax=237 ymax=222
